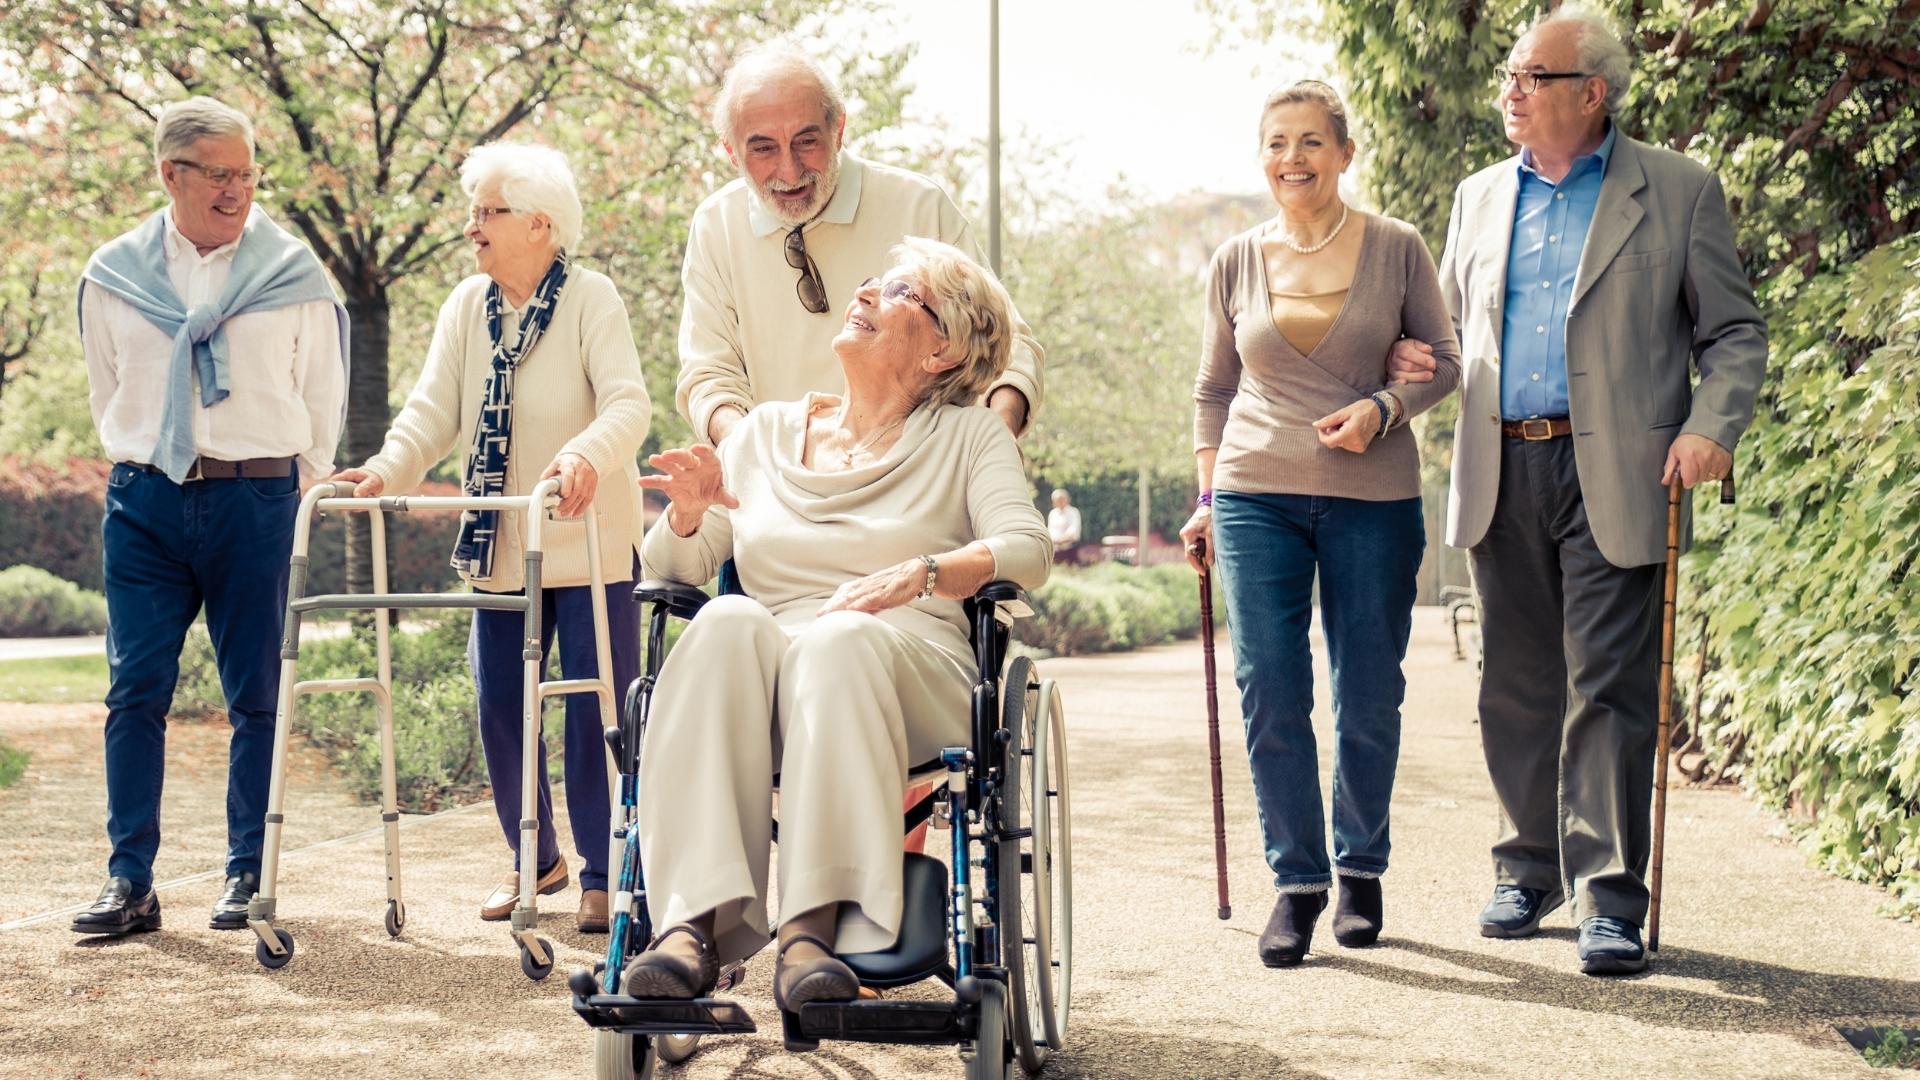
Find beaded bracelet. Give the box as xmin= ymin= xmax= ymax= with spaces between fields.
xmin=1196 ymin=491 xmax=1214 ymax=508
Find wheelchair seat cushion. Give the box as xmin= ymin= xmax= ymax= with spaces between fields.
xmin=839 ymin=853 xmax=950 ymax=988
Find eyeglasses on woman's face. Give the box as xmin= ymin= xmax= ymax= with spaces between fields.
xmin=467 ymin=205 xmax=516 ymax=226
xmin=861 ymin=277 xmax=944 ymax=335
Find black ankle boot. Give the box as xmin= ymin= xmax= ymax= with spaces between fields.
xmin=1258 ymin=890 xmax=1328 ymax=968
xmin=1332 ymin=874 xmax=1383 ymax=947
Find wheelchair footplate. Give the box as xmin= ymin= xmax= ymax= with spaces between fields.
xmin=785 ymin=999 xmax=967 ymax=1047
xmin=570 ymin=990 xmax=757 ymax=1037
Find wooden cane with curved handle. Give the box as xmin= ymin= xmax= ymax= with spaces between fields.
xmin=1192 ymin=538 xmax=1232 ymax=920
xmin=1649 ymin=479 xmax=1683 ymax=953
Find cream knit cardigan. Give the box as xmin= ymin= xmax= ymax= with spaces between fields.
xmin=364 ymin=267 xmax=651 ymax=592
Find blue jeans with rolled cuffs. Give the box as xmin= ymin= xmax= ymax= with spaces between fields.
xmin=100 ymin=462 xmax=298 ymax=889
xmin=470 ymin=564 xmax=639 ymax=894
xmin=1212 ymin=490 xmax=1424 ymax=892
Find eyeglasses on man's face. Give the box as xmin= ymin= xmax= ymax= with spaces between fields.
xmin=1496 ymin=68 xmax=1590 ymax=96
xmin=785 ymin=226 xmax=829 ymax=314
xmin=861 ymin=277 xmax=944 ymax=335
xmin=170 ymin=159 xmax=262 ymax=189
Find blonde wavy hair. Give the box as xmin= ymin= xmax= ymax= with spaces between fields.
xmin=892 ymin=237 xmax=1015 ymax=409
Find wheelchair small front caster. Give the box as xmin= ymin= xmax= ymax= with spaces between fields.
xmin=255 ymin=927 xmax=296 ymax=970
xmin=383 ymin=899 xmax=405 ymax=938
xmin=520 ymin=937 xmax=555 ymax=981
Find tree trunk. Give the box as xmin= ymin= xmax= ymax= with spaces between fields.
xmin=343 ymin=287 xmax=393 ymax=604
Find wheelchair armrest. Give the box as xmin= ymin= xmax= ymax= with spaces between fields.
xmin=632 ymin=579 xmax=711 ymax=621
xmin=971 ymin=580 xmax=1032 ymax=621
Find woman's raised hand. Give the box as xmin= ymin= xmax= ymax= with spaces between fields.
xmin=639 ymin=445 xmax=739 ymax=536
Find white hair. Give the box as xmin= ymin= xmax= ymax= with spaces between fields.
xmin=154 ymin=97 xmax=254 ymax=173
xmin=711 ymin=41 xmax=846 ymax=148
xmin=893 ymin=236 xmax=1015 ymax=409
xmin=1526 ymin=4 xmax=1632 ymax=113
xmin=458 ymin=142 xmax=584 ymax=250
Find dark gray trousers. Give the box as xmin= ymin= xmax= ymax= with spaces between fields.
xmin=1469 ymin=437 xmax=1663 ymax=925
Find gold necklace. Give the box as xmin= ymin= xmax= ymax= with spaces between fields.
xmin=835 ymin=413 xmax=907 ymax=467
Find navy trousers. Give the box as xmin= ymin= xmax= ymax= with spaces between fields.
xmin=470 ymin=569 xmax=639 ymax=894
xmin=101 ymin=463 xmax=297 ymax=889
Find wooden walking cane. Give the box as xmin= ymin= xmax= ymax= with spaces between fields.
xmin=1650 ymin=472 xmax=1735 ymax=954
xmin=1193 ymin=539 xmax=1232 ymax=920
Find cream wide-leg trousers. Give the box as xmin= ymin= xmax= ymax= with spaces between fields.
xmin=638 ymin=595 xmax=975 ymax=966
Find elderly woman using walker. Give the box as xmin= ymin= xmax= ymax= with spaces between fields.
xmin=622 ymin=237 xmax=1050 ymax=1012
xmin=1181 ymin=81 xmax=1461 ymax=967
xmin=332 ymin=142 xmax=651 ymax=933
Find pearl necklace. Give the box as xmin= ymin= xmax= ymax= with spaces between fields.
xmin=1272 ymin=202 xmax=1349 ymax=255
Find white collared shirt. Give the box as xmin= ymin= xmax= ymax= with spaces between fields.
xmin=80 ymin=208 xmax=347 ymax=480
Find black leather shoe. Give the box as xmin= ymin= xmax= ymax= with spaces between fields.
xmin=1332 ymin=875 xmax=1383 ymax=947
xmin=1258 ymin=890 xmax=1328 ymax=967
xmin=70 ymin=877 xmax=161 ymax=936
xmin=1577 ymin=916 xmax=1647 ymax=975
xmin=1478 ymin=884 xmax=1564 ymax=938
xmin=209 ymin=872 xmax=260 ymax=930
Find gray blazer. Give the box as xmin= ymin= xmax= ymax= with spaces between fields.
xmin=1439 ymin=133 xmax=1768 ymax=568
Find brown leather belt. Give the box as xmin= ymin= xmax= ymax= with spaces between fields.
xmin=134 ymin=456 xmax=295 ymax=480
xmin=1501 ymin=417 xmax=1573 ymax=441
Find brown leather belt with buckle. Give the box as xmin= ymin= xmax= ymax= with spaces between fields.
xmin=1501 ymin=418 xmax=1573 ymax=441
xmin=134 ymin=456 xmax=296 ymax=480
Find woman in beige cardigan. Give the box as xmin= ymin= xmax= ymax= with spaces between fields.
xmin=332 ymin=142 xmax=650 ymax=934
xmin=624 ymin=238 xmax=1049 ymax=1013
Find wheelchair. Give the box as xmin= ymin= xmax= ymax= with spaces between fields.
xmin=569 ymin=576 xmax=1074 ymax=1079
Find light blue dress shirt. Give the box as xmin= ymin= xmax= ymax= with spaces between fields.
xmin=1500 ymin=123 xmax=1617 ymax=420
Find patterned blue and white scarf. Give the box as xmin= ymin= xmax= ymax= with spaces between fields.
xmin=451 ymin=250 xmax=571 ymax=581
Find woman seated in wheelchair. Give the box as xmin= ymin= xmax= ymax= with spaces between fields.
xmin=629 ymin=237 xmax=1050 ymax=1012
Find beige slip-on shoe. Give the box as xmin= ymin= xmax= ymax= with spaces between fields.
xmin=479 ymin=857 xmax=569 ymax=921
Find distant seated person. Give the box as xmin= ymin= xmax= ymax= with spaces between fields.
xmin=1047 ymin=487 xmax=1083 ymax=561
xmin=626 ymin=238 xmax=1050 ymax=1012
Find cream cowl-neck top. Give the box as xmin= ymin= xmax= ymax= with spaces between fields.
xmin=641 ymin=393 xmax=1051 ymax=664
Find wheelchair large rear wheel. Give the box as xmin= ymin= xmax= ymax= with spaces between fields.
xmin=593 ymin=1031 xmax=655 ymax=1080
xmin=1023 ymin=677 xmax=1072 ymax=1061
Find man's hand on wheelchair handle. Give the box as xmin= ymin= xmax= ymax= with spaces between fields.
xmin=639 ymin=444 xmax=739 ymax=536
xmin=820 ymin=560 xmax=923 ymax=615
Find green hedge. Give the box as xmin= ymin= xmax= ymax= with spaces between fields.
xmin=0 ymin=565 xmax=108 ymax=637
xmin=1685 ymin=237 xmax=1920 ymax=917
xmin=1019 ymin=562 xmax=1211 ymax=657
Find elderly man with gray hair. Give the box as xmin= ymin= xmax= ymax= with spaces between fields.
xmin=332 ymin=141 xmax=651 ymax=933
xmin=1392 ymin=5 xmax=1767 ymax=974
xmin=72 ymin=96 xmax=348 ymax=937
xmin=677 ymin=40 xmax=1044 ymax=447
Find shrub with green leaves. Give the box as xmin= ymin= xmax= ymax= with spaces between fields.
xmin=1685 ymin=238 xmax=1920 ymax=918
xmin=1019 ymin=563 xmax=1211 ymax=657
xmin=0 ymin=565 xmax=108 ymax=637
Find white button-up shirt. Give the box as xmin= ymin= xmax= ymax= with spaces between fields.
xmin=80 ymin=209 xmax=347 ymax=480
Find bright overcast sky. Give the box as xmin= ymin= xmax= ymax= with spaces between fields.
xmin=848 ymin=1 xmax=1331 ymax=204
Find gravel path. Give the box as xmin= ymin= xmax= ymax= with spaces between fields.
xmin=1 ymin=609 xmax=1914 ymax=1078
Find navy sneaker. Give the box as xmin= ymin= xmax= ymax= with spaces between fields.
xmin=1577 ymin=916 xmax=1648 ymax=975
xmin=1477 ymin=884 xmax=1564 ymax=938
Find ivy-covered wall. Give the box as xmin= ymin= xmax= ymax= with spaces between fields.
xmin=1685 ymin=239 xmax=1920 ymax=914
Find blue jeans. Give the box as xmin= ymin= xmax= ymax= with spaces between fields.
xmin=101 ymin=463 xmax=298 ymax=888
xmin=470 ymin=570 xmax=639 ymax=894
xmin=1212 ymin=490 xmax=1424 ymax=891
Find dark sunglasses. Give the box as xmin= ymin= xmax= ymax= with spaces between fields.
xmin=861 ymin=277 xmax=945 ymax=335
xmin=784 ymin=227 xmax=829 ymax=314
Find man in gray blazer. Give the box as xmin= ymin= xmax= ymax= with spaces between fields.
xmin=1427 ymin=6 xmax=1767 ymax=974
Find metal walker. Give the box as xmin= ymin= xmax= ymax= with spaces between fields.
xmin=245 ymin=476 xmax=620 ymax=981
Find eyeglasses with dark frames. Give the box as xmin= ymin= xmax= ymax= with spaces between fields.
xmin=860 ymin=277 xmax=945 ymax=335
xmin=170 ymin=159 xmax=263 ymax=188
xmin=1496 ymin=68 xmax=1590 ymax=96
xmin=785 ymin=226 xmax=829 ymax=314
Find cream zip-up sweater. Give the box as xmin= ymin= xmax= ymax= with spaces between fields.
xmin=364 ymin=266 xmax=651 ymax=592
